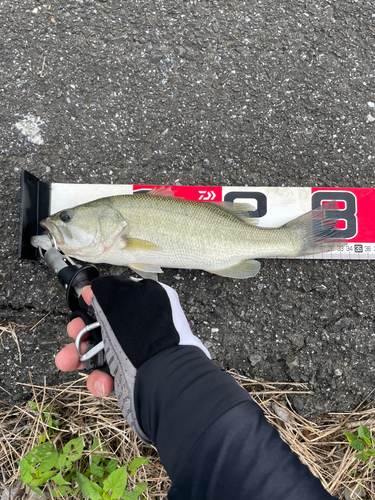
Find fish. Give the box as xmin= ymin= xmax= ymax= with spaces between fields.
xmin=31 ymin=187 xmax=346 ymax=280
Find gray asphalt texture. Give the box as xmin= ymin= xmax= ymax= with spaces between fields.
xmin=0 ymin=0 xmax=374 ymax=417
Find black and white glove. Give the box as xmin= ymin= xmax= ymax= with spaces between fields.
xmin=88 ymin=276 xmax=210 ymax=443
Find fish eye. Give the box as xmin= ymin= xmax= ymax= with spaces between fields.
xmin=60 ymin=210 xmax=71 ymax=223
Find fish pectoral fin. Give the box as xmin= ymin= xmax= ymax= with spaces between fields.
xmin=128 ymin=263 xmax=163 ymax=281
xmin=122 ymin=235 xmax=159 ymax=251
xmin=210 ymin=260 xmax=261 ymax=279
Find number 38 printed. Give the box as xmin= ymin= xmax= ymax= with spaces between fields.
xmin=311 ymin=191 xmax=358 ymax=240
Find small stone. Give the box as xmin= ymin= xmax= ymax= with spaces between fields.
xmin=334 ymin=368 xmax=343 ymax=377
xmin=286 ymin=358 xmax=299 ymax=369
xmin=151 ymin=51 xmax=163 ymax=63
xmin=12 ymin=391 xmax=24 ymax=402
xmin=333 ymin=318 xmax=347 ymax=333
xmin=174 ymin=47 xmax=186 ymax=57
xmin=1 ymin=482 xmax=24 ymax=500
xmin=249 ymin=354 xmax=262 ymax=366
xmin=272 ymin=403 xmax=295 ymax=424
xmin=25 ymin=486 xmax=50 ymax=500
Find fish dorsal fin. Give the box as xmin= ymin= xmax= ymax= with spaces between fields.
xmin=147 ymin=186 xmax=178 ymax=197
xmin=211 ymin=201 xmax=259 ymax=225
xmin=210 ymin=259 xmax=261 ymax=279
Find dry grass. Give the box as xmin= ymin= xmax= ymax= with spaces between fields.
xmin=0 ymin=321 xmax=23 ymax=365
xmin=0 ymin=372 xmax=374 ymax=499
xmin=229 ymin=371 xmax=375 ymax=500
xmin=0 ymin=375 xmax=169 ymax=499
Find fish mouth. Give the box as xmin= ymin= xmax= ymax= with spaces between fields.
xmin=40 ymin=218 xmax=51 ymax=231
xmin=39 ymin=219 xmax=63 ymax=246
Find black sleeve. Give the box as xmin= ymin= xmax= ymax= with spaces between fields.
xmin=135 ymin=345 xmax=337 ymax=500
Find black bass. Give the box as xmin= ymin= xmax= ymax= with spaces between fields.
xmin=31 ymin=188 xmax=345 ymax=280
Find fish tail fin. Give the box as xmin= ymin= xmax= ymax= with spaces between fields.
xmin=283 ymin=201 xmax=347 ymax=256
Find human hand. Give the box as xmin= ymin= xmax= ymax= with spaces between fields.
xmin=55 ymin=286 xmax=114 ymax=397
xmin=55 ymin=276 xmax=210 ymax=442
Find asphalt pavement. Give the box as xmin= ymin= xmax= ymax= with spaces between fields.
xmin=0 ymin=0 xmax=374 ymax=415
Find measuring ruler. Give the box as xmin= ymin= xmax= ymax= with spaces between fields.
xmin=19 ymin=171 xmax=375 ymax=261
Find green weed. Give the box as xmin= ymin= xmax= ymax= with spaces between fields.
xmin=343 ymin=423 xmax=375 ymax=469
xmin=19 ymin=433 xmax=149 ymax=499
xmin=27 ymin=400 xmax=61 ymax=443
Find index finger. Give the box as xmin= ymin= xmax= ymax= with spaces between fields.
xmin=81 ymin=286 xmax=94 ymax=306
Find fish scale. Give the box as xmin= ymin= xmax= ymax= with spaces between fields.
xmin=110 ymin=196 xmax=288 ymax=267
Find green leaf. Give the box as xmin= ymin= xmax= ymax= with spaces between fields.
xmin=354 ymin=452 xmax=368 ymax=462
xmin=358 ymin=424 xmax=372 ymax=442
xmin=343 ymin=431 xmax=357 ymax=444
xmin=28 ymin=401 xmax=39 ymax=411
xmin=92 ymin=436 xmax=106 ymax=454
xmin=91 ymin=454 xmax=105 ymax=465
xmin=123 ymin=483 xmax=147 ymax=500
xmin=363 ymin=449 xmax=375 ymax=457
xmin=350 ymin=439 xmax=365 ymax=452
xmin=28 ymin=484 xmax=43 ymax=496
xmin=25 ymin=442 xmax=55 ymax=466
xmin=39 ymin=450 xmax=59 ymax=472
xmin=85 ymin=479 xmax=103 ymax=500
xmin=74 ymin=471 xmax=89 ymax=498
xmin=63 ymin=436 xmax=84 ymax=461
xmin=51 ymin=471 xmax=71 ymax=486
xmin=38 ymin=434 xmax=47 ymax=444
xmin=369 ymin=462 xmax=374 ymax=470
xmin=133 ymin=482 xmax=147 ymax=494
xmin=104 ymin=459 xmax=118 ymax=474
xmin=30 ymin=470 xmax=56 ymax=487
xmin=55 ymin=453 xmax=71 ymax=470
xmin=92 ymin=436 xmax=100 ymax=450
xmin=122 ymin=493 xmax=137 ymax=500
xmin=52 ymin=485 xmax=73 ymax=497
xmin=90 ymin=462 xmax=105 ymax=478
xmin=128 ymin=457 xmax=150 ymax=475
xmin=40 ymin=470 xmax=58 ymax=480
xmin=30 ymin=478 xmax=47 ymax=487
xmin=103 ymin=465 xmax=127 ymax=499
xmin=91 ymin=437 xmax=107 ymax=464
xmin=19 ymin=458 xmax=35 ymax=484
xmin=65 ymin=467 xmax=76 ymax=482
